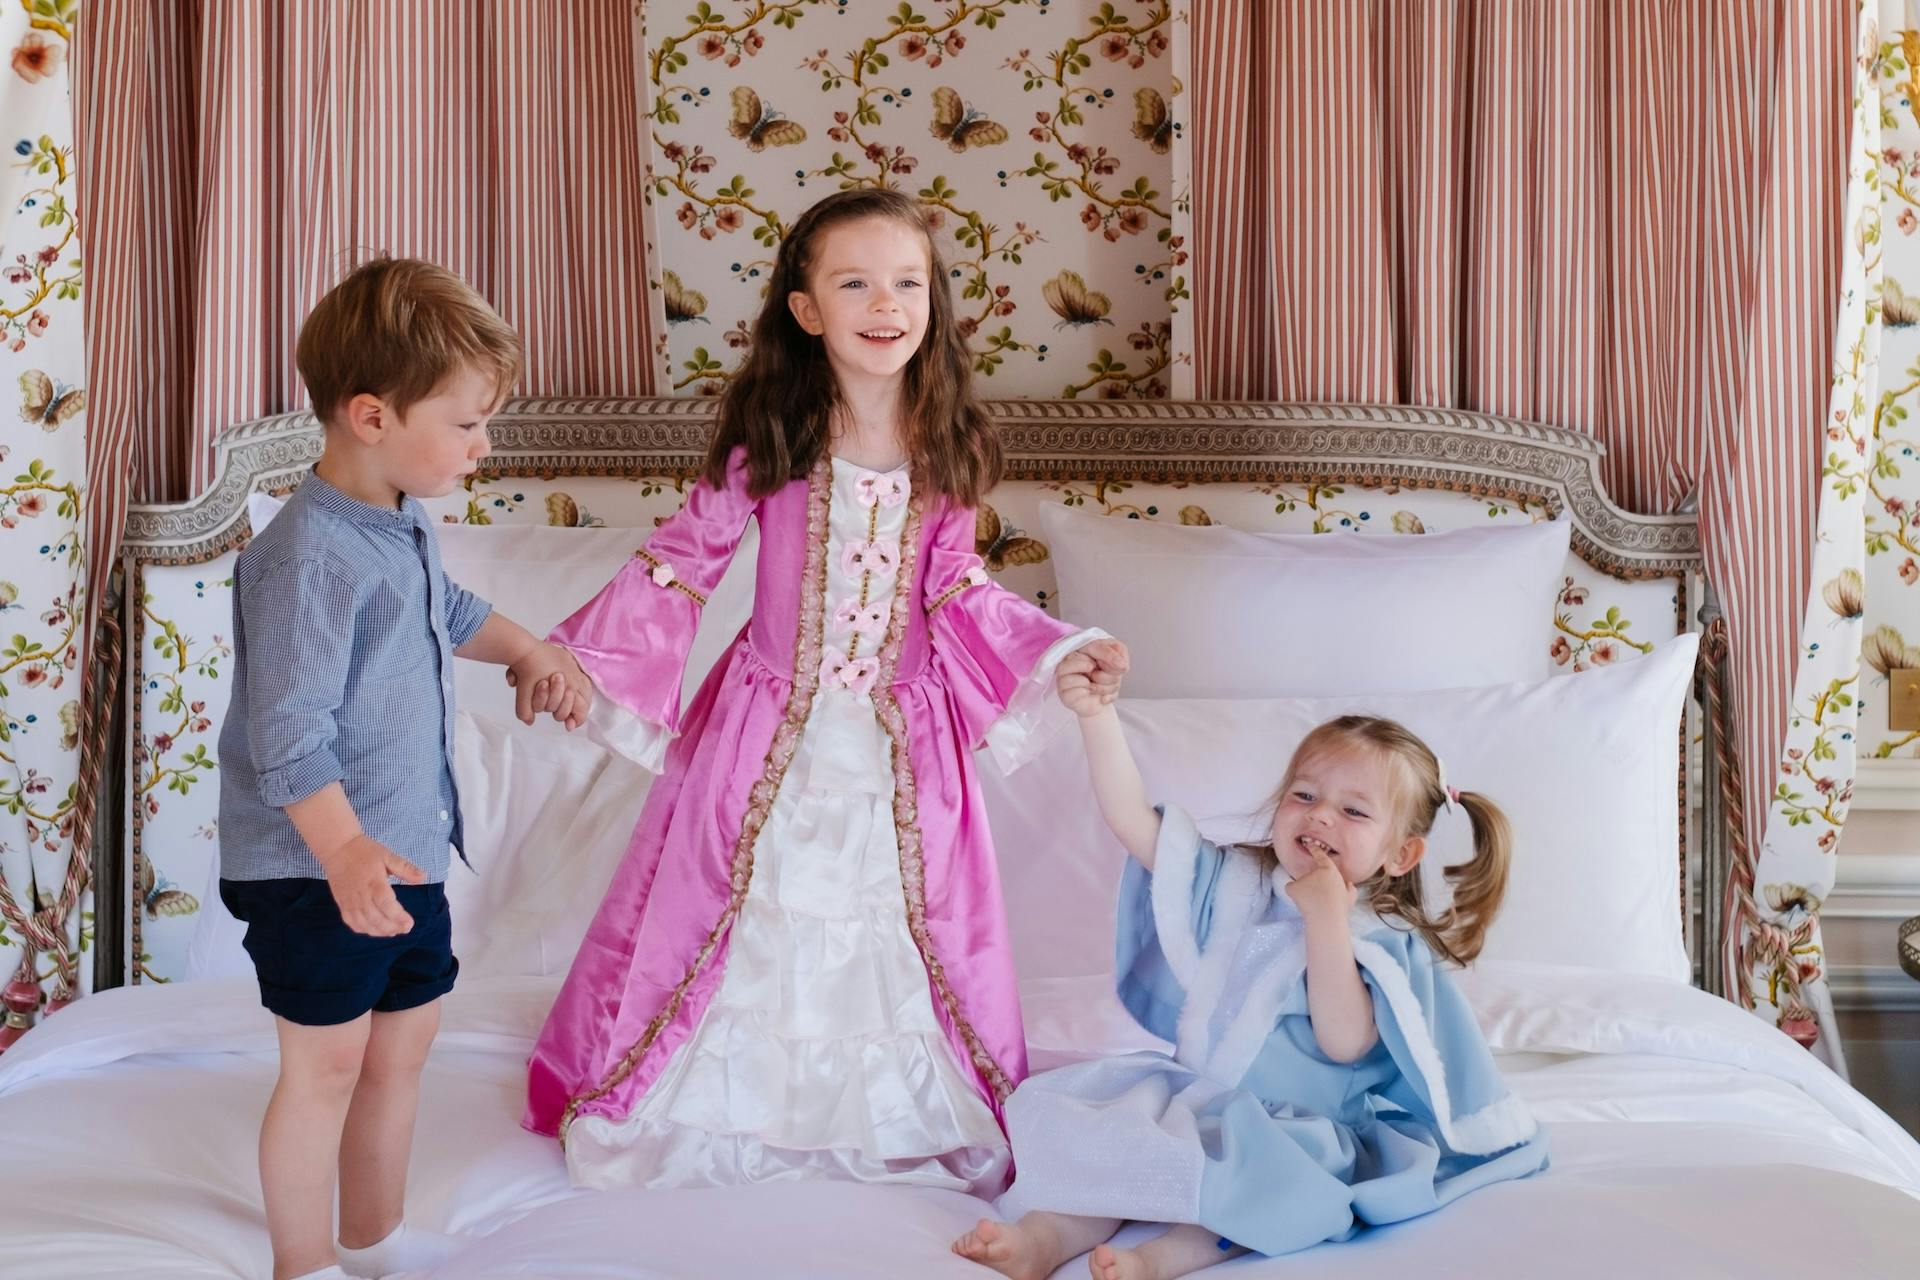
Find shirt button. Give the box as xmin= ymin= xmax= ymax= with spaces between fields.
xmin=439 ymin=810 xmax=450 ymax=822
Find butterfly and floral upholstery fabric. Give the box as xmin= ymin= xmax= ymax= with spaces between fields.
xmin=1 ymin=2 xmax=89 ymax=1013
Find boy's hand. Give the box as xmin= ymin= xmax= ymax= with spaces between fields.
xmin=505 ymin=642 xmax=594 ymax=731
xmin=320 ymin=835 xmax=425 ymax=937
xmin=1074 ymin=638 xmax=1129 ymax=704
xmin=1285 ymin=844 xmax=1359 ymax=924
xmin=1055 ymin=650 xmax=1107 ymax=718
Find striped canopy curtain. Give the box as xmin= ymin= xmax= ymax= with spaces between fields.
xmin=1176 ymin=0 xmax=1868 ymax=1060
xmin=74 ymin=0 xmax=660 ymax=515
xmin=36 ymin=0 xmax=658 ymax=1016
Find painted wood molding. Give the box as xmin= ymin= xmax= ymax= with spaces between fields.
xmin=1853 ymin=759 xmax=1920 ymax=813
xmin=1829 ymin=964 xmax=1920 ymax=1013
xmin=1826 ymin=852 xmax=1920 ymax=922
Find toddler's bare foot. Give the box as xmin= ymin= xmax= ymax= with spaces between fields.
xmin=1090 ymin=1224 xmax=1245 ymax=1280
xmin=952 ymin=1217 xmax=1061 ymax=1280
xmin=1090 ymin=1242 xmax=1154 ymax=1280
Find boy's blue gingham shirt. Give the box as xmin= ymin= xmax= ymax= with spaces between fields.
xmin=217 ymin=471 xmax=492 ymax=882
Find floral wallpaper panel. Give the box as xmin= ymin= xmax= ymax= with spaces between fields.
xmin=642 ymin=0 xmax=1185 ymax=400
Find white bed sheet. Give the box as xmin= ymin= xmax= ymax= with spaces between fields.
xmin=2 ymin=967 xmax=1917 ymax=1280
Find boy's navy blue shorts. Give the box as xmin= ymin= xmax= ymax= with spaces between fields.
xmin=219 ymin=878 xmax=458 ymax=1026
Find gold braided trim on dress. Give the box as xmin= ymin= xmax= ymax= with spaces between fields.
xmin=634 ymin=547 xmax=708 ymax=607
xmin=846 ymin=494 xmax=882 ymax=659
xmin=925 ymin=571 xmax=985 ymax=616
xmin=557 ymin=457 xmax=833 ymax=1143
xmin=871 ymin=500 xmax=1015 ymax=1106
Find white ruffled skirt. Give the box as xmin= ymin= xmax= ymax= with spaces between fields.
xmin=564 ymin=688 xmax=1010 ymax=1193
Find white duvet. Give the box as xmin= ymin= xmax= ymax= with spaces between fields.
xmin=2 ymin=965 xmax=1916 ymax=1280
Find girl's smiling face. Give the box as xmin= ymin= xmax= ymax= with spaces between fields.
xmin=1270 ymin=748 xmax=1425 ymax=888
xmin=786 ymin=215 xmax=932 ymax=389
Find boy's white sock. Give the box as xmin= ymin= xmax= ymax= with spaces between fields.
xmin=337 ymin=1223 xmax=465 ymax=1278
xmin=289 ymin=1267 xmax=351 ymax=1280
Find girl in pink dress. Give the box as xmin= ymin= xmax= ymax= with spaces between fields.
xmin=523 ymin=188 xmax=1128 ymax=1195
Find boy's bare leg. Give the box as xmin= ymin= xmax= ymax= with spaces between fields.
xmin=1091 ymin=1224 xmax=1249 ymax=1280
xmin=337 ymin=1000 xmax=440 ymax=1248
xmin=954 ymin=1210 xmax=1124 ymax=1280
xmin=262 ymin=1015 xmax=372 ymax=1280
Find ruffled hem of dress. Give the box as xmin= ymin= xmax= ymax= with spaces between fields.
xmin=565 ymin=1113 xmax=1009 ymax=1195
xmin=636 ymin=1001 xmax=1003 ymax=1145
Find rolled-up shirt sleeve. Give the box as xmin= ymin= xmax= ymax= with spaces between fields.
xmin=242 ymin=556 xmax=357 ymax=807
xmin=442 ymin=570 xmax=493 ymax=649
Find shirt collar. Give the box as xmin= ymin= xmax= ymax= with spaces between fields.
xmin=303 ymin=469 xmax=430 ymax=533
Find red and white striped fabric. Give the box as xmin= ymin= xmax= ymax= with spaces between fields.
xmin=1182 ymin=0 xmax=1853 ymax=870
xmin=65 ymin=5 xmax=658 ymax=925
xmin=70 ymin=0 xmax=657 ymax=598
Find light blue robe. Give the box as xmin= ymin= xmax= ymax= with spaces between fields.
xmin=1000 ymin=804 xmax=1549 ymax=1257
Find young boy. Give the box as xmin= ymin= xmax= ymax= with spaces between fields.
xmin=217 ymin=257 xmax=592 ymax=1280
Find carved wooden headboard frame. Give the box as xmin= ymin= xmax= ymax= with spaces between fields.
xmin=108 ymin=398 xmax=1723 ymax=991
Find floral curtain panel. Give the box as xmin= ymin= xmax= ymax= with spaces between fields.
xmin=1 ymin=0 xmax=89 ymax=1036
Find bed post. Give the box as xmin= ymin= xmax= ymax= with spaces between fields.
xmin=89 ymin=566 xmax=131 ymax=991
xmin=1695 ymin=581 xmax=1728 ymax=997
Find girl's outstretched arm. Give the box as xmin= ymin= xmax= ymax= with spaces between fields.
xmin=1059 ymin=679 xmax=1161 ymax=866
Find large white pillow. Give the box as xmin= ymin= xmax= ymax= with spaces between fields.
xmin=435 ymin=519 xmax=758 ymax=736
xmin=443 ymin=710 xmax=646 ymax=977
xmin=184 ymin=709 xmax=645 ymax=981
xmin=985 ymin=726 xmax=1128 ymax=985
xmin=1037 ymin=503 xmax=1570 ymax=698
xmin=182 ymin=859 xmax=254 ymax=982
xmin=981 ymin=636 xmax=1699 ymax=989
xmin=185 ymin=495 xmax=738 ymax=982
xmin=244 ymin=491 xmax=759 ymax=736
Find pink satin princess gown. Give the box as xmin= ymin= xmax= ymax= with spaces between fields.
xmin=522 ymin=449 xmax=1100 ymax=1195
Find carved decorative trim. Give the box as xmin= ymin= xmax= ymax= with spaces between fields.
xmin=123 ymin=399 xmax=1700 ymax=579
xmin=123 ymin=432 xmax=322 ymax=564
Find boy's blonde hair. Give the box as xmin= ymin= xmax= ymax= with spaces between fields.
xmin=1266 ymin=715 xmax=1513 ymax=965
xmin=296 ymin=256 xmax=523 ymax=427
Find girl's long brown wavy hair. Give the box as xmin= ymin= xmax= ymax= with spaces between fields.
xmin=1261 ymin=716 xmax=1514 ymax=966
xmin=702 ymin=188 xmax=1001 ymax=505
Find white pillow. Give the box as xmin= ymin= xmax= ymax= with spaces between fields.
xmin=436 ymin=520 xmax=758 ymax=736
xmin=183 ymin=709 xmax=646 ymax=981
xmin=1121 ymin=635 xmax=1700 ymax=983
xmin=985 ymin=726 xmax=1127 ymax=985
xmin=444 ymin=710 xmax=646 ymax=977
xmin=981 ymin=636 xmax=1698 ymax=990
xmin=246 ymin=491 xmax=759 ymax=736
xmin=182 ymin=857 xmax=255 ymax=982
xmin=1037 ymin=503 xmax=1570 ymax=698
xmin=207 ymin=495 xmax=674 ymax=978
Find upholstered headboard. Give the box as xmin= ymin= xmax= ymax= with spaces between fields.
xmin=107 ymin=399 xmax=1719 ymax=990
